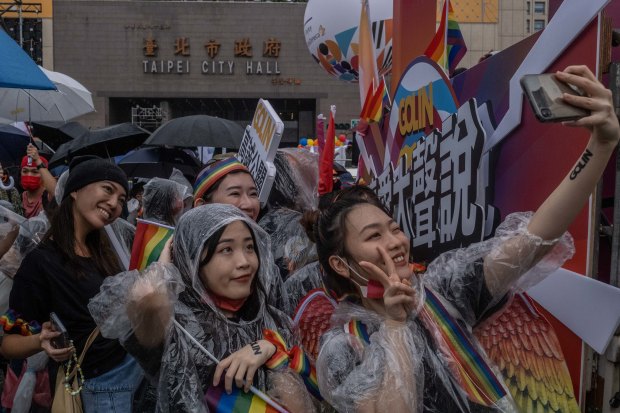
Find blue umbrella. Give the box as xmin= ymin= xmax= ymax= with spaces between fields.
xmin=0 ymin=29 xmax=55 ymax=90
xmin=0 ymin=124 xmax=29 ymax=167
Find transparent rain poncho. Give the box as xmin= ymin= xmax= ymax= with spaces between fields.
xmin=316 ymin=212 xmax=574 ymax=413
xmin=268 ymin=148 xmax=319 ymax=212
xmin=283 ymin=261 xmax=323 ymax=317
xmin=89 ymin=204 xmax=312 ymax=412
xmin=0 ymin=205 xmax=50 ymax=281
xmin=169 ymin=168 xmax=193 ymax=201
xmin=53 ymin=170 xmax=70 ymax=205
xmin=142 ymin=177 xmax=189 ymax=226
xmin=260 ymin=149 xmax=319 ymax=280
xmin=259 ymin=207 xmax=317 ymax=281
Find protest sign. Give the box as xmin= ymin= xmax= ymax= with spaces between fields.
xmin=237 ymin=99 xmax=283 ymax=204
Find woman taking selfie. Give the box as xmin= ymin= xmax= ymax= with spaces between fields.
xmin=1 ymin=156 xmax=143 ymax=412
xmin=89 ymin=204 xmax=315 ymax=412
xmin=310 ymin=65 xmax=619 ymax=412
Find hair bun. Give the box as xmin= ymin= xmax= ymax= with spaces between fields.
xmin=299 ymin=210 xmax=319 ymax=243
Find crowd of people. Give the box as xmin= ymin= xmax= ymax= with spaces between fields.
xmin=0 ymin=65 xmax=617 ymax=413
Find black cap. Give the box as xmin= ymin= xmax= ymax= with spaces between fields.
xmin=62 ymin=156 xmax=128 ymax=200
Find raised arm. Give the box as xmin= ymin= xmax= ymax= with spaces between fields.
xmin=484 ymin=65 xmax=619 ymax=296
xmin=27 ymin=143 xmax=56 ymax=197
xmin=527 ymin=66 xmax=619 ymax=239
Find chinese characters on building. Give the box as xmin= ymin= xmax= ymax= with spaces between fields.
xmin=141 ymin=36 xmax=294 ymax=81
xmin=369 ymin=99 xmax=499 ymax=261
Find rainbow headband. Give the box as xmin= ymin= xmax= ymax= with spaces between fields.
xmin=193 ymin=158 xmax=249 ymax=201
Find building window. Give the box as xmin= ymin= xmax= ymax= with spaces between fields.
xmin=526 ymin=1 xmax=530 ymax=14
xmin=534 ymin=1 xmax=545 ymax=13
xmin=534 ymin=19 xmax=545 ymax=31
xmin=526 ymin=19 xmax=530 ymax=33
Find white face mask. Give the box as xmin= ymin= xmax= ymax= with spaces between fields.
xmin=337 ymin=256 xmax=385 ymax=299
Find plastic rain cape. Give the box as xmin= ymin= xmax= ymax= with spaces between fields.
xmin=316 ymin=212 xmax=575 ymax=413
xmin=142 ymin=177 xmax=190 ymax=226
xmin=260 ymin=148 xmax=319 ymax=281
xmin=89 ymin=204 xmax=302 ymax=412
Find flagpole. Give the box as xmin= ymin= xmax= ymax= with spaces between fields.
xmin=105 ymin=225 xmax=130 ymax=270
xmin=444 ymin=0 xmax=449 ymax=73
xmin=173 ymin=319 xmax=290 ymax=413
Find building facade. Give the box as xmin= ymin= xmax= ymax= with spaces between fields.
xmin=48 ymin=0 xmax=547 ymax=144
xmin=1 ymin=0 xmax=54 ymax=68
xmin=53 ymin=0 xmax=362 ymax=144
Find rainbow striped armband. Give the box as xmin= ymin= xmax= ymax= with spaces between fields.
xmin=262 ymin=329 xmax=322 ymax=400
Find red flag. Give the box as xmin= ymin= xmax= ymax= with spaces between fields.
xmin=318 ymin=106 xmax=336 ymax=195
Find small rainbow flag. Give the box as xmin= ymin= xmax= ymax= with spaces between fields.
xmin=204 ymin=384 xmax=285 ymax=413
xmin=129 ymin=219 xmax=174 ymax=271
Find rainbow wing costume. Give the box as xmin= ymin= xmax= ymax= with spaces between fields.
xmin=474 ymin=293 xmax=580 ymax=413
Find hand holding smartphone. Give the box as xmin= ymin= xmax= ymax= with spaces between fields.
xmin=521 ymin=73 xmax=590 ymax=122
xmin=49 ymin=312 xmax=71 ymax=349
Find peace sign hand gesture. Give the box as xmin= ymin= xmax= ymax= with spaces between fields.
xmin=359 ymin=246 xmax=418 ymax=323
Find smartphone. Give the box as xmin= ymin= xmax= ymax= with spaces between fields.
xmin=520 ymin=73 xmax=589 ymax=122
xmin=49 ymin=312 xmax=70 ymax=349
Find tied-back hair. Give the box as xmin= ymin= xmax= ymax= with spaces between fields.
xmin=300 ymin=185 xmax=390 ymax=299
xmin=43 ymin=196 xmax=123 ymax=278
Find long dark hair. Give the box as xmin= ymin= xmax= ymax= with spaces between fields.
xmin=43 ymin=196 xmax=123 ymax=278
xmin=199 ymin=221 xmax=280 ymax=323
xmin=302 ymin=186 xmax=390 ymax=299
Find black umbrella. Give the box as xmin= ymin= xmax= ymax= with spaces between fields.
xmin=30 ymin=121 xmax=89 ymax=150
xmin=117 ymin=147 xmax=202 ymax=181
xmin=143 ymin=115 xmax=244 ymax=149
xmin=0 ymin=124 xmax=29 ymax=167
xmin=49 ymin=122 xmax=150 ymax=167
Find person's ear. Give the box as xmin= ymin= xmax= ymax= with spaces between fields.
xmin=193 ymin=197 xmax=205 ymax=207
xmin=328 ymin=255 xmax=350 ymax=278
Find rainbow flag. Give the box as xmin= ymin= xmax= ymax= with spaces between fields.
xmin=420 ymin=288 xmax=507 ymax=407
xmin=424 ymin=0 xmax=448 ymax=70
xmin=360 ymin=78 xmax=387 ymax=123
xmin=447 ymin=2 xmax=467 ymax=74
xmin=425 ymin=0 xmax=467 ymax=75
xmin=205 ymin=385 xmax=285 ymax=413
xmin=129 ymin=219 xmax=174 ymax=270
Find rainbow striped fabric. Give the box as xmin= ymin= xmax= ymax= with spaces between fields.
xmin=344 ymin=319 xmax=370 ymax=344
xmin=263 ymin=329 xmax=321 ymax=400
xmin=360 ymin=78 xmax=388 ymax=123
xmin=205 ymin=385 xmax=283 ymax=413
xmin=420 ymin=288 xmax=506 ymax=407
xmin=0 ymin=308 xmax=41 ymax=336
xmin=446 ymin=2 xmax=467 ymax=74
xmin=129 ymin=219 xmax=174 ymax=271
xmin=193 ymin=157 xmax=249 ymax=201
xmin=424 ymin=0 xmax=467 ymax=75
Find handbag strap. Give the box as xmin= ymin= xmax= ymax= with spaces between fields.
xmin=66 ymin=327 xmax=100 ymax=381
xmin=77 ymin=327 xmax=100 ymax=366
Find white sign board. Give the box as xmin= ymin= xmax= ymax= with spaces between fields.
xmin=237 ymin=99 xmax=284 ymax=204
xmin=527 ymin=268 xmax=620 ymax=355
